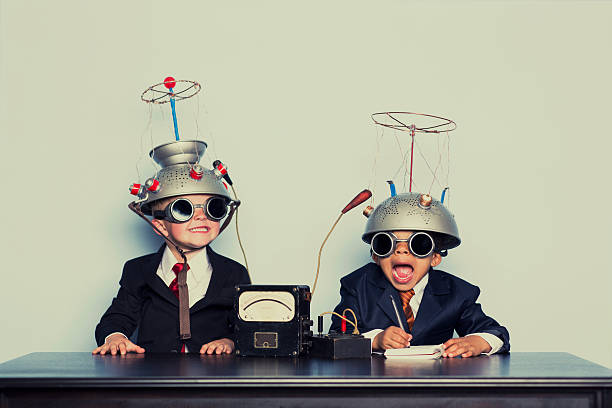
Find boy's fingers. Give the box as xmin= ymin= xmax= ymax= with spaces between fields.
xmin=443 ymin=338 xmax=459 ymax=348
xmin=119 ymin=343 xmax=127 ymax=355
xmin=110 ymin=344 xmax=118 ymax=355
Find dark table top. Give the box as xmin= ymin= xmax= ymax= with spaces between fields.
xmin=1 ymin=352 xmax=611 ymax=388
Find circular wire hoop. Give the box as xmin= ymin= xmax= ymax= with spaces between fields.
xmin=141 ymin=80 xmax=202 ymax=104
xmin=371 ymin=112 xmax=456 ymax=133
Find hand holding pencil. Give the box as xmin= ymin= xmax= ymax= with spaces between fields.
xmin=371 ymin=296 xmax=413 ymax=351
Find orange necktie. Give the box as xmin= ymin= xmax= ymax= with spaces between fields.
xmin=399 ymin=289 xmax=415 ymax=331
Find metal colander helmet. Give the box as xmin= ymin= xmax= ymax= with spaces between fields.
xmin=362 ymin=192 xmax=460 ymax=251
xmin=129 ymin=140 xmax=232 ymax=215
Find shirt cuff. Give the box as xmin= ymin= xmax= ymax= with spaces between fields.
xmin=466 ymin=332 xmax=504 ymax=355
xmin=362 ymin=329 xmax=383 ymax=353
xmin=104 ymin=332 xmax=128 ymax=344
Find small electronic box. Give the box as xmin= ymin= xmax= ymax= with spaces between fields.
xmin=234 ymin=285 xmax=313 ymax=357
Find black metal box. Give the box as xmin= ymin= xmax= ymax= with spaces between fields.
xmin=234 ymin=285 xmax=312 ymax=357
xmin=309 ymin=334 xmax=371 ymax=359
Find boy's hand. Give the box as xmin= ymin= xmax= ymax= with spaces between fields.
xmin=200 ymin=338 xmax=235 ymax=355
xmin=372 ymin=326 xmax=412 ymax=351
xmin=92 ymin=333 xmax=145 ymax=356
xmin=442 ymin=335 xmax=491 ymax=358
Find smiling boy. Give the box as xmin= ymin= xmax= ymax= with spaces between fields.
xmin=93 ymin=140 xmax=249 ymax=355
xmin=330 ymin=193 xmax=509 ymax=357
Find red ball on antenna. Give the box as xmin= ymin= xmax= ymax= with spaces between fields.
xmin=163 ymin=76 xmax=176 ymax=89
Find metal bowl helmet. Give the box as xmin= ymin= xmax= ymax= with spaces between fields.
xmin=362 ymin=192 xmax=460 ymax=251
xmin=130 ymin=140 xmax=232 ymax=215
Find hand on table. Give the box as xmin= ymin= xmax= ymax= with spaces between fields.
xmin=442 ymin=335 xmax=491 ymax=358
xmin=200 ymin=338 xmax=235 ymax=355
xmin=373 ymin=326 xmax=412 ymax=351
xmin=92 ymin=333 xmax=145 ymax=356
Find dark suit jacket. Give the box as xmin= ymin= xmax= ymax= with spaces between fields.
xmin=330 ymin=263 xmax=510 ymax=353
xmin=95 ymin=245 xmax=250 ymax=352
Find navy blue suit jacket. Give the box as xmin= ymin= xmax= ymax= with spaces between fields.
xmin=95 ymin=245 xmax=250 ymax=352
xmin=330 ymin=263 xmax=510 ymax=353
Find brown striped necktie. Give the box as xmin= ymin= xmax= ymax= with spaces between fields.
xmin=171 ymin=263 xmax=190 ymax=353
xmin=399 ymin=289 xmax=415 ymax=331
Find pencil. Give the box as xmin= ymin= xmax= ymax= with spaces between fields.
xmin=389 ymin=295 xmax=406 ymax=332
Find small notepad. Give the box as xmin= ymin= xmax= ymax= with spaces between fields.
xmin=384 ymin=344 xmax=444 ymax=359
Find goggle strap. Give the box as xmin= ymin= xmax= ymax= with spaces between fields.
xmin=219 ymin=200 xmax=241 ymax=234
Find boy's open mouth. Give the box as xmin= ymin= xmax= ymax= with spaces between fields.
xmin=392 ymin=264 xmax=413 ymax=284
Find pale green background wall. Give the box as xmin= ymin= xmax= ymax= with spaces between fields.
xmin=1 ymin=0 xmax=611 ymax=368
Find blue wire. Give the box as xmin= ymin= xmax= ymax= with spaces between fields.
xmin=387 ymin=181 xmax=396 ymax=197
xmin=169 ymin=87 xmax=179 ymax=141
xmin=441 ymin=188 xmax=448 ymax=204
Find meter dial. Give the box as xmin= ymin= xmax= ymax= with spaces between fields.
xmin=238 ymin=291 xmax=295 ymax=322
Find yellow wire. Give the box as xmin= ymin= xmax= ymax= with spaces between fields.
xmin=311 ymin=213 xmax=343 ymax=299
xmin=230 ymin=185 xmax=250 ymax=279
xmin=319 ymin=310 xmax=359 ymax=335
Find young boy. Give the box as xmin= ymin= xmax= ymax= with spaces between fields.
xmin=330 ymin=193 xmax=509 ymax=357
xmin=93 ymin=140 xmax=249 ymax=355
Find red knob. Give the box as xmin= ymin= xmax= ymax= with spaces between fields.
xmin=147 ymin=179 xmax=160 ymax=192
xmin=163 ymin=76 xmax=176 ymax=89
xmin=189 ymin=167 xmax=204 ymax=180
xmin=129 ymin=183 xmax=141 ymax=196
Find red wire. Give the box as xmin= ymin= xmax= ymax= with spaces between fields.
xmin=409 ymin=128 xmax=415 ymax=192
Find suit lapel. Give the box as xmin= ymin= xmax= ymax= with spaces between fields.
xmin=144 ymin=245 xmax=179 ymax=307
xmin=411 ymin=269 xmax=450 ymax=339
xmin=368 ymin=266 xmax=408 ymax=331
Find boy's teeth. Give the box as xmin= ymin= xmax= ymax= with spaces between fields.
xmin=190 ymin=227 xmax=209 ymax=232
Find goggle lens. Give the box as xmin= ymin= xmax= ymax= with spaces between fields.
xmin=371 ymin=233 xmax=394 ymax=257
xmin=170 ymin=199 xmax=193 ymax=223
xmin=206 ymin=197 xmax=229 ymax=220
xmin=410 ymin=232 xmax=435 ymax=258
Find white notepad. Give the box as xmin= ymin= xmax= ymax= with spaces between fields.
xmin=384 ymin=344 xmax=444 ymax=359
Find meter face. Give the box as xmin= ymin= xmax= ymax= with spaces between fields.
xmin=238 ymin=291 xmax=296 ymax=322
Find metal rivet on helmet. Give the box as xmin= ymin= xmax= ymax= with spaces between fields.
xmin=190 ymin=164 xmax=204 ymax=180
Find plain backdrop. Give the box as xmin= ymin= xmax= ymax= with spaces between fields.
xmin=1 ymin=0 xmax=611 ymax=368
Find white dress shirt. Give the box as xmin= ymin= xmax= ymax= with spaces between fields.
xmin=363 ymin=274 xmax=503 ymax=355
xmin=156 ymin=246 xmax=212 ymax=308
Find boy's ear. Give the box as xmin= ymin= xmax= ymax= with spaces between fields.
xmin=371 ymin=253 xmax=380 ymax=265
xmin=151 ymin=219 xmax=169 ymax=237
xmin=431 ymin=253 xmax=442 ymax=267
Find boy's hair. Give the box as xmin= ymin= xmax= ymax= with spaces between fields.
xmin=150 ymin=197 xmax=174 ymax=213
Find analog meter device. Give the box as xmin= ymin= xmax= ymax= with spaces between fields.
xmin=234 ymin=285 xmax=313 ymax=356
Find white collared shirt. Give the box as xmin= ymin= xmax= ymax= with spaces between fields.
xmin=156 ymin=246 xmax=212 ymax=308
xmin=363 ymin=273 xmax=504 ymax=355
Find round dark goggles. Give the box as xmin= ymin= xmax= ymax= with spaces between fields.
xmin=370 ymin=231 xmax=435 ymax=259
xmin=153 ymin=197 xmax=229 ymax=223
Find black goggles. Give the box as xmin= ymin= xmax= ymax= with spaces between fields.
xmin=370 ymin=231 xmax=435 ymax=258
xmin=153 ymin=197 xmax=229 ymax=223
